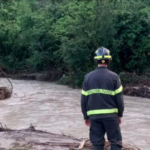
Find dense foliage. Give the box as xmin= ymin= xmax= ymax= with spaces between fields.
xmin=0 ymin=0 xmax=150 ymax=87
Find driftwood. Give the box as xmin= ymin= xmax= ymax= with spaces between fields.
xmin=0 ymin=124 xmax=140 ymax=150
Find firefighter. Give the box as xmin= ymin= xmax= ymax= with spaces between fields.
xmin=81 ymin=47 xmax=124 ymax=150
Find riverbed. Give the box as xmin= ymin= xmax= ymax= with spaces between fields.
xmin=0 ymin=78 xmax=150 ymax=150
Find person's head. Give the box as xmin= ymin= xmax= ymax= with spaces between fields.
xmin=94 ymin=47 xmax=112 ymax=66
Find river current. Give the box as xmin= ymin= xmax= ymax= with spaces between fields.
xmin=0 ymin=78 xmax=150 ymax=150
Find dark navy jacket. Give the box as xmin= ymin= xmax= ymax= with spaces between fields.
xmin=81 ymin=67 xmax=124 ymax=120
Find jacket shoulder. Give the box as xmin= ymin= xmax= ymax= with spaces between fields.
xmin=107 ymin=69 xmax=119 ymax=78
xmin=84 ymin=69 xmax=119 ymax=81
xmin=84 ymin=70 xmax=95 ymax=79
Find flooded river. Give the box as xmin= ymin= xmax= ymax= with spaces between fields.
xmin=0 ymin=78 xmax=150 ymax=150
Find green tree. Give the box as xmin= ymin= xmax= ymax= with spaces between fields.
xmin=55 ymin=0 xmax=115 ymax=87
xmin=112 ymin=1 xmax=150 ymax=73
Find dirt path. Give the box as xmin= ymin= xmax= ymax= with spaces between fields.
xmin=0 ymin=78 xmax=150 ymax=150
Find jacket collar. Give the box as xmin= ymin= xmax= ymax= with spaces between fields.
xmin=96 ymin=66 xmax=107 ymax=69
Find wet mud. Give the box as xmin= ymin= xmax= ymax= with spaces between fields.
xmin=0 ymin=125 xmax=88 ymax=150
xmin=0 ymin=125 xmax=140 ymax=150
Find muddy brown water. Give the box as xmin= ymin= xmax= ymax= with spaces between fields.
xmin=0 ymin=78 xmax=150 ymax=150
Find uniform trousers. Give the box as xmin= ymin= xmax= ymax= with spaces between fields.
xmin=90 ymin=117 xmax=122 ymax=150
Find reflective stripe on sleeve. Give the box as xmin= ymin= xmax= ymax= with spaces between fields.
xmin=115 ymin=85 xmax=123 ymax=94
xmin=87 ymin=108 xmax=118 ymax=116
xmin=81 ymin=85 xmax=123 ymax=96
xmin=81 ymin=90 xmax=88 ymax=96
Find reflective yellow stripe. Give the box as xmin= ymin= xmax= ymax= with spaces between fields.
xmin=87 ymin=108 xmax=118 ymax=116
xmin=89 ymin=89 xmax=114 ymax=95
xmin=81 ymin=90 xmax=88 ymax=96
xmin=115 ymin=85 xmax=123 ymax=94
xmin=94 ymin=55 xmax=112 ymax=59
xmin=81 ymin=85 xmax=122 ymax=96
xmin=104 ymin=55 xmax=111 ymax=58
xmin=82 ymin=89 xmax=115 ymax=96
xmin=94 ymin=56 xmax=102 ymax=59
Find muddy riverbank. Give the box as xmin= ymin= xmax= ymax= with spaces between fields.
xmin=0 ymin=126 xmax=140 ymax=150
xmin=1 ymin=71 xmax=150 ymax=98
xmin=0 ymin=78 xmax=150 ymax=150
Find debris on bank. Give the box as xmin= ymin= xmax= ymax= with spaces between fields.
xmin=123 ymin=85 xmax=150 ymax=98
xmin=120 ymin=72 xmax=150 ymax=98
xmin=0 ymin=125 xmax=140 ymax=150
xmin=0 ymin=68 xmax=13 ymax=100
xmin=0 ymin=87 xmax=12 ymax=100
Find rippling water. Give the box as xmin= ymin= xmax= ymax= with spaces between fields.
xmin=0 ymin=78 xmax=150 ymax=149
